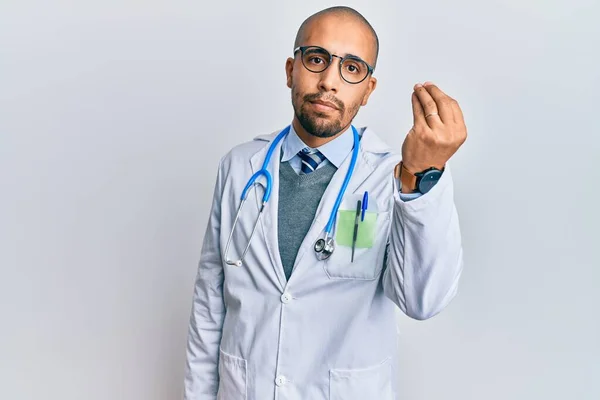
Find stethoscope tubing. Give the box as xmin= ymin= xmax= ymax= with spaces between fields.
xmin=226 ymin=124 xmax=360 ymax=266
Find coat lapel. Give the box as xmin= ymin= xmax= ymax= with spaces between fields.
xmin=249 ymin=129 xmax=287 ymax=289
xmin=349 ymin=126 xmax=396 ymax=195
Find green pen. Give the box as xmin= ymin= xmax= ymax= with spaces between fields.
xmin=351 ymin=199 xmax=362 ymax=262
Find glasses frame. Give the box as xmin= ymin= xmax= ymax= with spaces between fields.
xmin=293 ymin=45 xmax=375 ymax=84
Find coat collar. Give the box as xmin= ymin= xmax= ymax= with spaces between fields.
xmin=252 ymin=125 xmax=393 ymax=156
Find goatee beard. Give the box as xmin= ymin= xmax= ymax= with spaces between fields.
xmin=294 ymin=93 xmax=346 ymax=138
xmin=295 ymin=108 xmax=343 ymax=138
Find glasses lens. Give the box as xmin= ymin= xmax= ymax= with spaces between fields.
xmin=301 ymin=47 xmax=330 ymax=72
xmin=341 ymin=58 xmax=369 ymax=83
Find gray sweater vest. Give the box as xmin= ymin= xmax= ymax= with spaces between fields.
xmin=277 ymin=161 xmax=337 ymax=280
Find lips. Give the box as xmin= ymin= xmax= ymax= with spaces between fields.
xmin=310 ymin=100 xmax=339 ymax=110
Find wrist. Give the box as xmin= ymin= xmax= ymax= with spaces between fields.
xmin=395 ymin=161 xmax=445 ymax=194
xmin=394 ymin=162 xmax=418 ymax=193
xmin=403 ymin=162 xmax=445 ymax=172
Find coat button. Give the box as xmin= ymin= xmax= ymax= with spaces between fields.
xmin=280 ymin=292 xmax=292 ymax=304
xmin=275 ymin=375 xmax=287 ymax=386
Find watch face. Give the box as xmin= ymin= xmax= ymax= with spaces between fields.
xmin=418 ymin=170 xmax=442 ymax=193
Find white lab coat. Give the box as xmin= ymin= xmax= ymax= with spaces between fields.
xmin=184 ymin=126 xmax=464 ymax=400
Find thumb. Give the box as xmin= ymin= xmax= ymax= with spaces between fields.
xmin=401 ymin=127 xmax=414 ymax=158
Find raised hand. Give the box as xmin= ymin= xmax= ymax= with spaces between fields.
xmin=401 ymin=82 xmax=467 ymax=173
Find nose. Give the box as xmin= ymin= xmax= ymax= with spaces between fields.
xmin=317 ymin=56 xmax=342 ymax=93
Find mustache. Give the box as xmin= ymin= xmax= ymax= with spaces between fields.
xmin=303 ymin=93 xmax=344 ymax=111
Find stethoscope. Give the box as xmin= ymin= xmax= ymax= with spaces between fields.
xmin=224 ymin=124 xmax=360 ymax=267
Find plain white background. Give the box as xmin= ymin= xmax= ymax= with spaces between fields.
xmin=1 ymin=0 xmax=598 ymax=399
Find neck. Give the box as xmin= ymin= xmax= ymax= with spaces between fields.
xmin=292 ymin=117 xmax=351 ymax=148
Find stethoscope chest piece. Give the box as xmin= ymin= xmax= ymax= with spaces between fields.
xmin=314 ymin=236 xmax=335 ymax=260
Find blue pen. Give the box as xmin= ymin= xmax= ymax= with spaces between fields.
xmin=361 ymin=191 xmax=368 ymax=221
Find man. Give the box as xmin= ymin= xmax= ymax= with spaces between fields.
xmin=184 ymin=6 xmax=467 ymax=400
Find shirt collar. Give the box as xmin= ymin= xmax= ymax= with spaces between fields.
xmin=280 ymin=123 xmax=354 ymax=169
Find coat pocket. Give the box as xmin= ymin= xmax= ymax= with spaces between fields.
xmin=323 ymin=210 xmax=391 ymax=280
xmin=329 ymin=357 xmax=394 ymax=400
xmin=217 ymin=348 xmax=247 ymax=400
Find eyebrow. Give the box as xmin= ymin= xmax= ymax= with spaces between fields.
xmin=306 ymin=46 xmax=366 ymax=61
xmin=344 ymin=53 xmax=364 ymax=61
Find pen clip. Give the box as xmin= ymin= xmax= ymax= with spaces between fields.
xmin=360 ymin=191 xmax=368 ymax=221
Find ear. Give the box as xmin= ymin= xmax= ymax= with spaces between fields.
xmin=360 ymin=76 xmax=378 ymax=106
xmin=285 ymin=57 xmax=294 ymax=88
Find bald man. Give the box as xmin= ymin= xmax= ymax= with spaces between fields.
xmin=184 ymin=6 xmax=467 ymax=400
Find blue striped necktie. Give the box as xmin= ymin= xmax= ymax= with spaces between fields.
xmin=298 ymin=147 xmax=326 ymax=174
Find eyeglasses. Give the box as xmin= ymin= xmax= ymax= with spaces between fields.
xmin=293 ymin=45 xmax=374 ymax=84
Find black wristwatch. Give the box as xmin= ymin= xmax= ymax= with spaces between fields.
xmin=414 ymin=166 xmax=444 ymax=194
xmin=395 ymin=162 xmax=445 ymax=194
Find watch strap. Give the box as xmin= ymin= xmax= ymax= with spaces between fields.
xmin=394 ymin=161 xmax=418 ymax=192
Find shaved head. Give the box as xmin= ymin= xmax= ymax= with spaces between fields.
xmin=285 ymin=6 xmax=380 ymax=144
xmin=294 ymin=6 xmax=379 ymax=68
